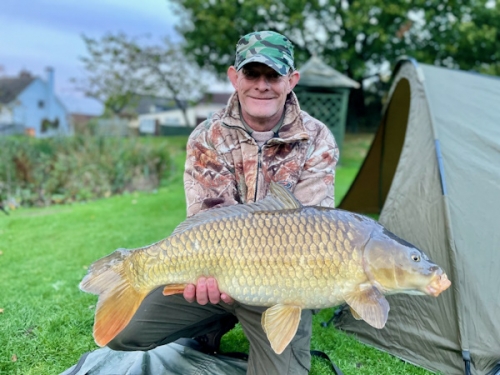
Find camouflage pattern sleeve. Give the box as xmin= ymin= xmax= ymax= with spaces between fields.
xmin=184 ymin=123 xmax=239 ymax=217
xmin=292 ymin=118 xmax=339 ymax=208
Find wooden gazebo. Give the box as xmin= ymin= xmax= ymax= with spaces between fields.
xmin=294 ymin=56 xmax=360 ymax=155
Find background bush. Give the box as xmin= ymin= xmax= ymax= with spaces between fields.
xmin=0 ymin=136 xmax=172 ymax=207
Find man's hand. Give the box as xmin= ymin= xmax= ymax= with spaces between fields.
xmin=183 ymin=277 xmax=234 ymax=305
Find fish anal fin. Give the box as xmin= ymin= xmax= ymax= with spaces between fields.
xmin=344 ymin=287 xmax=389 ymax=329
xmin=163 ymin=284 xmax=188 ymax=296
xmin=350 ymin=307 xmax=362 ymax=320
xmin=261 ymin=304 xmax=302 ymax=354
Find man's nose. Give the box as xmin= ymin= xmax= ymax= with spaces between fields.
xmin=254 ymin=75 xmax=271 ymax=89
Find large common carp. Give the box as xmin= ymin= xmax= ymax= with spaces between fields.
xmin=80 ymin=183 xmax=451 ymax=354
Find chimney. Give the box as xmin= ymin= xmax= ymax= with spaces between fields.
xmin=46 ymin=67 xmax=55 ymax=120
xmin=19 ymin=70 xmax=32 ymax=79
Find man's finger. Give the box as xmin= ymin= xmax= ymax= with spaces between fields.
xmin=221 ymin=293 xmax=234 ymax=305
xmin=207 ymin=278 xmax=221 ymax=304
xmin=196 ymin=277 xmax=208 ymax=305
xmin=183 ymin=284 xmax=196 ymax=303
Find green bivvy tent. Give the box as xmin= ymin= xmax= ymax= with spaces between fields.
xmin=336 ymin=58 xmax=500 ymax=375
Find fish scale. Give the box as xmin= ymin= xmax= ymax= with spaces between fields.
xmin=128 ymin=208 xmax=367 ymax=309
xmin=80 ymin=182 xmax=451 ymax=354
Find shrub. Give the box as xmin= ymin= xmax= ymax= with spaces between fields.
xmin=0 ymin=136 xmax=172 ymax=207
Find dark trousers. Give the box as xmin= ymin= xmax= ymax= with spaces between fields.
xmin=108 ymin=287 xmax=312 ymax=375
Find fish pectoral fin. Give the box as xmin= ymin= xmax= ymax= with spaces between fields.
xmin=344 ymin=287 xmax=389 ymax=329
xmin=349 ymin=307 xmax=362 ymax=320
xmin=261 ymin=304 xmax=302 ymax=355
xmin=162 ymin=284 xmax=188 ymax=296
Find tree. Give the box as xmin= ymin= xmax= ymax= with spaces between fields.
xmin=171 ymin=0 xmax=500 ymax=125
xmin=73 ymin=34 xmax=143 ymax=116
xmin=74 ymin=33 xmax=209 ymax=124
xmin=172 ymin=0 xmax=499 ymax=78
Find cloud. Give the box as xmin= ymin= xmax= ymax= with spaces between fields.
xmin=0 ymin=0 xmax=179 ymax=114
xmin=0 ymin=0 xmax=177 ymax=36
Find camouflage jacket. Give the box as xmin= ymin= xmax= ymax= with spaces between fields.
xmin=184 ymin=92 xmax=339 ymax=217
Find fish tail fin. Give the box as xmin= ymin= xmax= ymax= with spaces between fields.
xmin=80 ymin=249 xmax=148 ymax=347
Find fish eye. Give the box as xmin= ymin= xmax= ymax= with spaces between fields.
xmin=411 ymin=254 xmax=421 ymax=262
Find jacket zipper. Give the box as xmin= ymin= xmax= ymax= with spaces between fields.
xmin=254 ymin=146 xmax=262 ymax=202
xmin=221 ymin=122 xmax=281 ymax=202
xmin=221 ymin=122 xmax=256 ymax=202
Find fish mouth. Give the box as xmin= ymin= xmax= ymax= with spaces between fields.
xmin=426 ymin=273 xmax=451 ymax=297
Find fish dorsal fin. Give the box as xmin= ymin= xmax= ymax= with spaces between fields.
xmin=261 ymin=304 xmax=302 ymax=354
xmin=268 ymin=181 xmax=302 ymax=210
xmin=171 ymin=182 xmax=302 ymax=237
xmin=344 ymin=286 xmax=389 ymax=329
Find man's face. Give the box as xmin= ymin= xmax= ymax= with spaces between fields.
xmin=227 ymin=63 xmax=300 ymax=130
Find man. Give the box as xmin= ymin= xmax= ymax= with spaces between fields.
xmin=109 ymin=31 xmax=339 ymax=375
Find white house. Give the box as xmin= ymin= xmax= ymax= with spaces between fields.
xmin=0 ymin=68 xmax=71 ymax=137
xmin=137 ymin=91 xmax=234 ymax=135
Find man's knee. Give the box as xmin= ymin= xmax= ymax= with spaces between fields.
xmin=107 ymin=340 xmax=153 ymax=352
xmin=290 ymin=346 xmax=311 ymax=374
xmin=107 ymin=332 xmax=159 ymax=352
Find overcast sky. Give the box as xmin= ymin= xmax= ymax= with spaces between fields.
xmin=0 ymin=0 xmax=179 ymax=115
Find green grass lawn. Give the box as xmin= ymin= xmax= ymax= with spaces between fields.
xmin=0 ymin=133 xmax=434 ymax=375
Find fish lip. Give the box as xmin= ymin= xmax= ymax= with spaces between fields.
xmin=425 ymin=273 xmax=451 ymax=297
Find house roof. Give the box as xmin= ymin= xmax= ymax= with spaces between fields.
xmin=0 ymin=74 xmax=35 ymax=104
xmin=297 ymin=56 xmax=360 ymax=89
xmin=134 ymin=96 xmax=181 ymax=115
xmin=198 ymin=92 xmax=232 ymax=105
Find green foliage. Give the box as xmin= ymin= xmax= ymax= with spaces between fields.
xmin=41 ymin=118 xmax=60 ymax=133
xmin=0 ymin=136 xmax=172 ymax=208
xmin=171 ymin=0 xmax=500 ymax=79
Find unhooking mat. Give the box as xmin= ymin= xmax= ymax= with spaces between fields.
xmin=60 ymin=341 xmax=247 ymax=375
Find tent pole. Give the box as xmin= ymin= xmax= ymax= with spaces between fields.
xmin=462 ymin=350 xmax=471 ymax=375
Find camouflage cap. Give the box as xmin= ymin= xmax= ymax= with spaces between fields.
xmin=235 ymin=31 xmax=295 ymax=76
